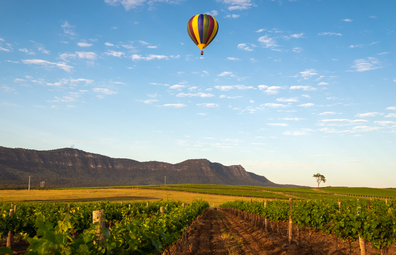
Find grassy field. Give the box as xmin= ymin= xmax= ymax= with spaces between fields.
xmin=1 ymin=185 xmax=394 ymax=204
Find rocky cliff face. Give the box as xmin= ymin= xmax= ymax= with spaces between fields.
xmin=0 ymin=146 xmax=280 ymax=188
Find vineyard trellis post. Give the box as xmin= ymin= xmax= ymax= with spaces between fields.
xmin=357 ymin=206 xmax=366 ymax=255
xmin=264 ymin=200 xmax=268 ymax=232
xmin=160 ymin=206 xmax=164 ymax=216
xmin=6 ymin=208 xmax=14 ymax=249
xmin=288 ymin=198 xmax=292 ymax=246
xmin=93 ymin=210 xmax=105 ymax=243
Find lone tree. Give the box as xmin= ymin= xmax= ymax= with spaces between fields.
xmin=313 ymin=173 xmax=326 ymax=188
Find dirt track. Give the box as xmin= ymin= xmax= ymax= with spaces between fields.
xmin=165 ymin=208 xmax=396 ymax=255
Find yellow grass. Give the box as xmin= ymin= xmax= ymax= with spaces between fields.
xmin=0 ymin=188 xmax=262 ymax=206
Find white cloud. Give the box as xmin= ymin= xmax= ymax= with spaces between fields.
xmin=290 ymin=86 xmax=317 ymax=91
xmin=318 ymin=82 xmax=329 ymax=86
xmin=131 ymin=54 xmax=179 ymax=61
xmin=61 ymin=21 xmax=75 ymax=36
xmin=22 ymin=59 xmax=73 ymax=72
xmin=256 ymin=29 xmax=265 ymax=33
xmin=197 ymin=103 xmax=218 ymax=107
xmin=14 ymin=78 xmax=25 ymax=82
xmin=220 ymin=0 xmax=252 ymax=10
xmin=205 ymin=10 xmax=218 ymax=16
xmin=267 ymin=123 xmax=288 ymax=127
xmin=292 ymin=47 xmax=303 ymax=53
xmin=283 ymin=131 xmax=308 ymax=136
xmin=169 ymin=85 xmax=185 ymax=89
xmin=319 ymin=112 xmax=336 ymax=115
xmin=0 ymin=46 xmax=11 ymax=52
xmin=225 ymin=14 xmax=240 ymax=18
xmin=215 ymin=85 xmax=253 ymax=91
xmin=302 ymin=94 xmax=310 ymax=99
xmin=385 ymin=113 xmax=396 ymax=118
xmin=351 ymin=57 xmax=382 ymax=72
xmin=318 ymin=32 xmax=342 ymax=36
xmin=378 ymin=52 xmax=390 ymax=55
xmin=105 ymin=0 xmax=146 ymax=10
xmin=257 ymin=35 xmax=278 ymax=48
xmin=227 ymin=57 xmax=240 ymax=61
xmin=76 ymin=51 xmax=97 ymax=60
xmin=299 ymin=103 xmax=314 ymax=107
xmin=218 ymin=71 xmax=234 ymax=77
xmin=355 ymin=112 xmax=379 ymax=117
xmin=147 ymin=45 xmax=158 ymax=49
xmin=300 ymin=69 xmax=318 ymax=79
xmin=290 ymin=33 xmax=304 ymax=38
xmin=276 ymin=97 xmax=297 ymax=102
xmin=38 ymin=47 xmax=50 ymax=54
xmin=258 ymin=85 xmax=282 ymax=94
xmin=143 ymin=99 xmax=158 ymax=104
xmin=374 ymin=121 xmax=396 ymax=126
xmin=350 ymin=119 xmax=368 ymax=123
xmin=237 ymin=43 xmax=256 ymax=51
xmin=353 ymin=126 xmax=382 ymax=132
xmin=77 ymin=42 xmax=93 ymax=47
xmin=0 ymin=38 xmax=4 ymax=41
xmin=264 ymin=103 xmax=288 ymax=108
xmin=163 ymin=103 xmax=186 ymax=108
xmin=176 ymin=92 xmax=214 ymax=98
xmin=350 ymin=44 xmax=363 ymax=48
xmin=386 ymin=106 xmax=396 ymax=111
xmin=105 ymin=42 xmax=114 ymax=46
xmin=322 ymin=119 xmax=350 ymax=122
xmin=19 ymin=48 xmax=35 ymax=55
xmin=93 ymin=88 xmax=117 ymax=95
xmin=104 ymin=50 xmax=125 ymax=57
xmin=341 ymin=19 xmax=353 ymax=22
xmin=60 ymin=53 xmax=77 ymax=61
xmin=281 ymin=118 xmax=304 ymax=121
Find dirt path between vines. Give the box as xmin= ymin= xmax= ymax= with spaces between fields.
xmin=166 ymin=208 xmax=396 ymax=255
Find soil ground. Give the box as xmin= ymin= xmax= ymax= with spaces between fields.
xmin=166 ymin=208 xmax=396 ymax=255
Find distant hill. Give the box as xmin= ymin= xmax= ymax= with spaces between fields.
xmin=0 ymin=146 xmax=301 ymax=189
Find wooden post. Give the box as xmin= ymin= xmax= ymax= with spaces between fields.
xmin=357 ymin=206 xmax=366 ymax=255
xmin=28 ymin=176 xmax=31 ymax=191
xmin=182 ymin=203 xmax=185 ymax=209
xmin=160 ymin=206 xmax=164 ymax=216
xmin=13 ymin=205 xmax=17 ymax=213
xmin=288 ymin=198 xmax=293 ymax=245
xmin=93 ymin=210 xmax=105 ymax=242
xmin=146 ymin=202 xmax=149 ymax=207
xmin=338 ymin=201 xmax=341 ymax=212
xmin=264 ymin=200 xmax=268 ymax=232
xmin=367 ymin=200 xmax=370 ymax=211
xmin=129 ymin=204 xmax=131 ymax=210
xmin=250 ymin=199 xmax=252 ymax=204
xmin=6 ymin=209 xmax=14 ymax=249
xmin=68 ymin=203 xmax=70 ymax=213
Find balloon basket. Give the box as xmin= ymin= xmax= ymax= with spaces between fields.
xmin=201 ymin=51 xmax=203 ymax=55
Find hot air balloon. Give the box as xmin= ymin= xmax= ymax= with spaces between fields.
xmin=187 ymin=14 xmax=219 ymax=55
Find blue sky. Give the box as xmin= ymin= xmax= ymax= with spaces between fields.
xmin=1 ymin=0 xmax=395 ymax=188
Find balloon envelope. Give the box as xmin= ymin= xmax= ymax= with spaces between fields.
xmin=187 ymin=14 xmax=219 ymax=54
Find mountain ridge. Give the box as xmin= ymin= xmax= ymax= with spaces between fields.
xmin=0 ymin=146 xmax=302 ymax=188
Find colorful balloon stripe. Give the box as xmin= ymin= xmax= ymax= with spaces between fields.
xmin=187 ymin=14 xmax=219 ymax=54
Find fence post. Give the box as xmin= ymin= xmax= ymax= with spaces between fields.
xmin=6 ymin=209 xmax=14 ymax=249
xmin=160 ymin=206 xmax=164 ymax=216
xmin=288 ymin=198 xmax=293 ymax=245
xmin=182 ymin=203 xmax=185 ymax=209
xmin=93 ymin=210 xmax=105 ymax=242
xmin=264 ymin=200 xmax=268 ymax=232
xmin=357 ymin=206 xmax=366 ymax=255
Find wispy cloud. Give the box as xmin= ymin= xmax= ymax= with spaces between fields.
xmin=215 ymin=85 xmax=253 ymax=91
xmin=225 ymin=14 xmax=240 ymax=18
xmin=176 ymin=93 xmax=214 ymax=98
xmin=237 ymin=43 xmax=257 ymax=51
xmin=351 ymin=57 xmax=382 ymax=72
xmin=276 ymin=97 xmax=297 ymax=102
xmin=0 ymin=46 xmax=11 ymax=52
xmin=267 ymin=123 xmax=288 ymax=127
xmin=264 ymin=103 xmax=288 ymax=108
xmin=227 ymin=57 xmax=240 ymax=61
xmin=300 ymin=69 xmax=318 ymax=79
xmin=318 ymin=32 xmax=342 ymax=36
xmin=318 ymin=82 xmax=329 ymax=86
xmin=93 ymin=88 xmax=117 ymax=95
xmin=19 ymin=48 xmax=35 ymax=55
xmin=61 ymin=21 xmax=75 ymax=36
xmin=169 ymin=85 xmax=185 ymax=89
xmin=197 ymin=103 xmax=218 ymax=107
xmin=290 ymin=86 xmax=317 ymax=91
xmin=77 ymin=42 xmax=93 ymax=47
xmin=319 ymin=112 xmax=337 ymax=115
xmin=131 ymin=54 xmax=179 ymax=61
xmin=341 ymin=19 xmax=353 ymax=22
xmin=22 ymin=59 xmax=73 ymax=72
xmin=220 ymin=0 xmax=253 ymax=11
xmin=205 ymin=10 xmax=218 ymax=16
xmin=163 ymin=103 xmax=186 ymax=108
xmin=76 ymin=51 xmax=97 ymax=60
xmin=104 ymin=50 xmax=125 ymax=57
xmin=217 ymin=71 xmax=234 ymax=77
xmin=105 ymin=0 xmax=183 ymax=10
xmin=299 ymin=103 xmax=314 ymax=107
xmin=105 ymin=42 xmax=114 ymax=46
xmin=257 ymin=35 xmax=278 ymax=48
xmin=355 ymin=112 xmax=380 ymax=117
xmin=258 ymin=85 xmax=282 ymax=94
